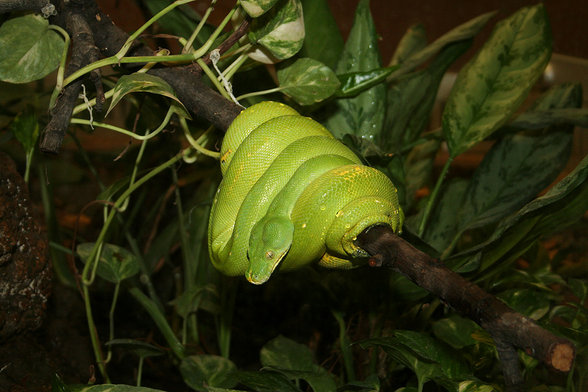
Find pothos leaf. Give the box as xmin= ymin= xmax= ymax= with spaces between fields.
xmin=299 ymin=0 xmax=344 ymax=70
xmin=277 ymin=58 xmax=340 ymax=105
xmin=179 ymin=355 xmax=238 ymax=391
xmin=442 ymin=4 xmax=552 ymax=157
xmin=67 ymin=385 xmax=165 ymax=392
xmin=336 ymin=65 xmax=400 ymax=98
xmin=0 ymin=14 xmax=64 ymax=83
xmin=248 ymin=0 xmax=305 ymax=61
xmin=106 ymin=73 xmax=190 ymax=118
xmin=76 ymin=242 xmax=140 ymax=284
xmin=389 ymin=23 xmax=427 ymax=66
xmin=10 ymin=109 xmax=39 ymax=153
xmin=325 ymin=0 xmax=385 ymax=144
xmin=241 ymin=0 xmax=281 ymax=18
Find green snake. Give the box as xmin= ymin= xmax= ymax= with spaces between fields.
xmin=208 ymin=101 xmax=404 ymax=284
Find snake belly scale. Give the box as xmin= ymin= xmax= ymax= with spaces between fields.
xmin=208 ymin=101 xmax=404 ymax=284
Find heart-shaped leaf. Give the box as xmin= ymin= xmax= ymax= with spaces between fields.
xmin=0 ymin=14 xmax=64 ymax=83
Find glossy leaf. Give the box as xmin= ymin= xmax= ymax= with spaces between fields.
xmin=107 ymin=73 xmax=189 ymax=118
xmin=277 ymin=58 xmax=340 ymax=105
xmin=384 ymin=40 xmax=471 ymax=151
xmin=325 ymin=0 xmax=385 ymax=143
xmin=105 ymin=339 xmax=164 ymax=358
xmin=260 ymin=336 xmax=335 ymax=392
xmin=451 ymin=82 xmax=581 ymax=241
xmin=336 ymin=65 xmax=400 ymax=98
xmin=361 ymin=331 xmax=470 ymax=389
xmin=389 ymin=11 xmax=495 ymax=80
xmin=432 ymin=315 xmax=480 ymax=349
xmin=179 ymin=355 xmax=238 ymax=391
xmin=447 ymin=154 xmax=588 ymax=272
xmin=0 ymin=14 xmax=64 ymax=83
xmin=260 ymin=335 xmax=315 ymax=370
xmin=442 ymin=4 xmax=552 ymax=157
xmin=241 ymin=0 xmax=281 ymax=17
xmin=10 ymin=109 xmax=39 ymax=153
xmin=300 ymin=0 xmax=343 ymax=69
xmin=389 ymin=24 xmax=427 ymax=66
xmin=424 ymin=179 xmax=469 ymax=253
xmin=403 ymin=139 xmax=442 ymax=209
xmin=508 ymin=108 xmax=588 ymax=130
xmin=236 ymin=370 xmax=302 ymax=392
xmin=0 ymin=15 xmax=64 ymax=83
xmin=68 ymin=385 xmax=165 ymax=392
xmin=77 ymin=243 xmax=140 ymax=284
xmin=144 ymin=0 xmax=211 ymax=44
xmin=248 ymin=0 xmax=305 ymax=61
xmin=457 ymin=129 xmax=573 ymax=231
xmin=498 ymin=288 xmax=552 ymax=320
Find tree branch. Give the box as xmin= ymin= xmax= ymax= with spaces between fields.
xmin=356 ymin=225 xmax=575 ymax=389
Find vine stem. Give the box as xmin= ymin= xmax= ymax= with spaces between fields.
xmin=417 ymin=157 xmax=453 ymax=236
xmin=62 ymin=2 xmax=238 ymax=88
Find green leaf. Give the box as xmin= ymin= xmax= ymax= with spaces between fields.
xmin=105 ymin=339 xmax=164 ymax=358
xmin=241 ymin=0 xmax=281 ymax=18
xmin=457 ymin=129 xmax=573 ymax=231
xmin=449 ymin=82 xmax=581 ymax=246
xmin=260 ymin=335 xmax=315 ymax=371
xmin=508 ymin=108 xmax=588 ymax=130
xmin=361 ymin=332 xmax=470 ymax=389
xmin=389 ymin=11 xmax=495 ymax=80
xmin=76 ymin=243 xmax=140 ymax=283
xmin=424 ymin=179 xmax=469 ymax=253
xmin=442 ymin=4 xmax=552 ymax=157
xmin=277 ymin=58 xmax=340 ymax=105
xmin=236 ymin=370 xmax=302 ymax=392
xmin=498 ymin=288 xmax=552 ymax=320
xmin=340 ymin=374 xmax=380 ymax=392
xmin=299 ymin=0 xmax=344 ymax=69
xmin=432 ymin=315 xmax=480 ymax=349
xmin=0 ymin=14 xmax=64 ymax=83
xmin=403 ymin=139 xmax=442 ymax=209
xmin=383 ymin=39 xmax=471 ymax=151
xmin=389 ymin=24 xmax=427 ymax=66
xmin=179 ymin=355 xmax=238 ymax=391
xmin=336 ymin=65 xmax=400 ymax=98
xmin=260 ymin=336 xmax=335 ymax=392
xmin=325 ymin=0 xmax=386 ymax=143
xmin=67 ymin=385 xmax=165 ymax=392
xmin=107 ymin=73 xmax=189 ymax=118
xmin=447 ymin=154 xmax=588 ymax=272
xmin=10 ymin=109 xmax=39 ymax=153
xmin=144 ymin=0 xmax=212 ymax=44
xmin=248 ymin=0 xmax=305 ymax=61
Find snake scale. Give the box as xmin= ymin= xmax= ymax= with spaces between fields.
xmin=208 ymin=101 xmax=404 ymax=284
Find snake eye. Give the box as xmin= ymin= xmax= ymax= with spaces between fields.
xmin=265 ymin=250 xmax=274 ymax=260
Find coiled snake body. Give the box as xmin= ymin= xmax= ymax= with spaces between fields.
xmin=208 ymin=101 xmax=404 ymax=284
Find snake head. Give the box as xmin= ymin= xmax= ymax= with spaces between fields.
xmin=247 ymin=216 xmax=294 ymax=285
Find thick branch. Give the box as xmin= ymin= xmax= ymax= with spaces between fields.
xmin=0 ymin=0 xmax=48 ymax=14
xmin=356 ymin=225 xmax=575 ymax=383
xmin=40 ymin=11 xmax=100 ymax=153
xmin=52 ymin=0 xmax=242 ymax=146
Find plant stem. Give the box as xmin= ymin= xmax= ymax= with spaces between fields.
xmin=236 ymin=86 xmax=286 ymax=101
xmin=417 ymin=157 xmax=453 ymax=237
xmin=183 ymin=0 xmax=217 ymax=53
xmin=70 ymin=106 xmax=175 ymax=141
xmin=83 ymin=284 xmax=110 ymax=382
xmin=197 ymin=58 xmax=231 ymax=100
xmin=48 ymin=24 xmax=70 ymax=109
xmin=129 ymin=287 xmax=186 ymax=359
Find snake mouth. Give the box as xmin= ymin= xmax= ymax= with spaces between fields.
xmin=245 ymin=252 xmax=287 ymax=285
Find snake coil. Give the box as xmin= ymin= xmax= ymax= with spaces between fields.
xmin=208 ymin=101 xmax=403 ymax=284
